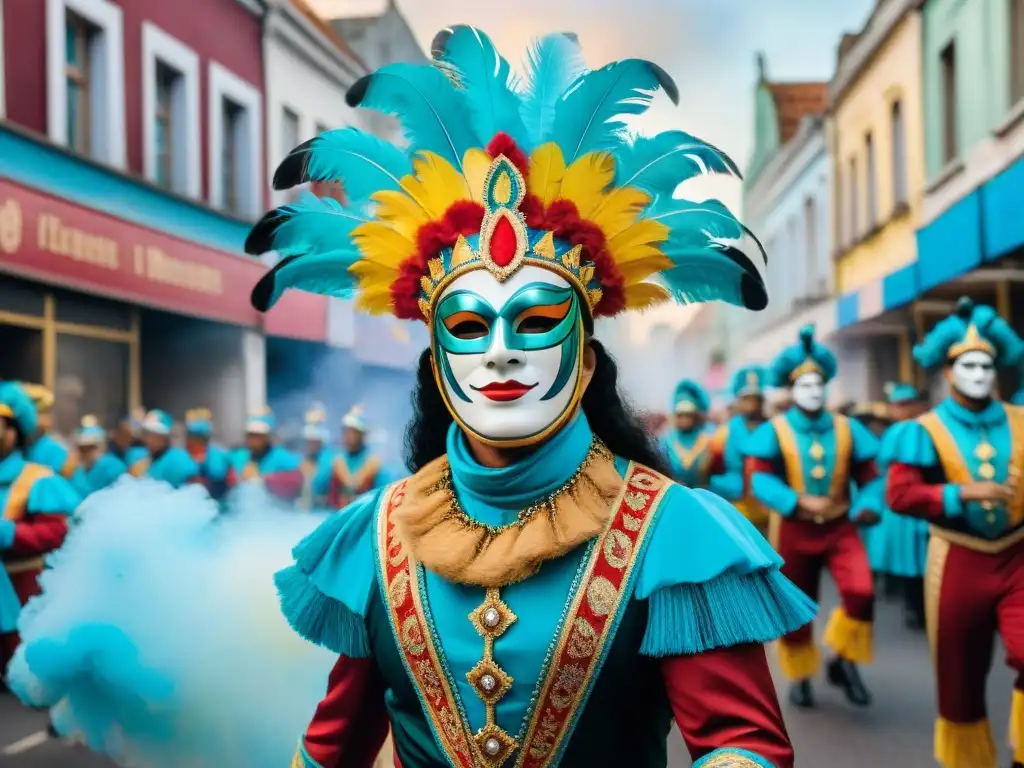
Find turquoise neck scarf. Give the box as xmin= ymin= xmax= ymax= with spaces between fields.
xmin=939 ymin=397 xmax=1006 ymax=428
xmin=445 ymin=413 xmax=593 ymax=527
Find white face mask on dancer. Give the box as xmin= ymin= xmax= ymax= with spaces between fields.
xmin=791 ymin=371 xmax=826 ymax=413
xmin=949 ymin=350 xmax=996 ymax=401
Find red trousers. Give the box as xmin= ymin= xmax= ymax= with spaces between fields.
xmin=1 ymin=568 xmax=44 ymax=674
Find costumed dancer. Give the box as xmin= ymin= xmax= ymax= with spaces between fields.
xmin=69 ymin=416 xmax=126 ymax=498
xmin=184 ymin=408 xmax=234 ymax=500
xmin=108 ymin=407 xmax=148 ymax=467
xmin=0 ymin=382 xmax=80 ymax=675
xmin=129 ymin=410 xmax=200 ymax=489
xmin=300 ymin=403 xmax=334 ymax=510
xmin=231 ymin=407 xmax=304 ymax=502
xmin=661 ymin=379 xmax=713 ymax=488
xmin=709 ymin=365 xmax=770 ymax=534
xmin=884 ymin=298 xmax=1024 ymax=768
xmin=849 ymin=401 xmax=895 ymax=596
xmin=21 ymin=383 xmax=76 ymax=479
xmin=247 ymin=26 xmax=816 ymax=767
xmin=328 ymin=406 xmax=384 ymax=508
xmin=744 ymin=325 xmax=883 ymax=709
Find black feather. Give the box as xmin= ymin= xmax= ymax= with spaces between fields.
xmin=245 ymin=209 xmax=291 ymax=255
xmin=430 ymin=28 xmax=453 ymax=58
xmin=250 ymin=254 xmax=300 ymax=312
xmin=345 ymin=76 xmax=372 ymax=108
xmin=648 ymin=63 xmax=679 ymax=105
xmin=272 ymin=137 xmax=317 ymax=190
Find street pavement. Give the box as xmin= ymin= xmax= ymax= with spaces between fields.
xmin=0 ymin=581 xmax=1015 ymax=767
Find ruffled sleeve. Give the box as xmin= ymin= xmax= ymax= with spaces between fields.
xmin=635 ymin=485 xmax=816 ymax=657
xmin=275 ymin=488 xmax=387 ymax=658
xmin=878 ymin=420 xmax=938 ymax=470
xmin=27 ymin=474 xmax=81 ymax=515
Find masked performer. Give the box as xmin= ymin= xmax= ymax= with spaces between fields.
xmin=0 ymin=382 xmax=80 ymax=674
xmin=6 ymin=27 xmax=814 ymax=768
xmin=70 ymin=416 xmax=127 ymax=498
xmin=744 ymin=325 xmax=883 ymax=710
xmin=301 ymin=403 xmax=335 ymax=510
xmin=661 ymin=379 xmax=712 ymax=488
xmin=709 ymin=365 xmax=770 ymax=533
xmin=884 ymin=299 xmax=1024 ymax=768
xmin=231 ymin=408 xmax=304 ymax=502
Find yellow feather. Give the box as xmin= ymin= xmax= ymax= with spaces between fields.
xmin=463 ymin=148 xmax=491 ymax=204
xmin=355 ymin=289 xmax=394 ymax=315
xmin=591 ymin=187 xmax=652 ymax=240
xmin=348 ymin=260 xmax=396 ymax=282
xmin=560 ymin=152 xmax=615 ymax=219
xmin=624 ymin=282 xmax=671 ymax=311
xmin=607 ymin=219 xmax=670 ymax=256
xmin=373 ymin=190 xmax=428 ymax=241
xmin=527 ymin=143 xmax=567 ymax=206
xmin=617 ymin=254 xmax=674 ymax=283
xmin=400 ymin=152 xmax=471 ymax=220
xmin=351 ymin=222 xmax=416 ymax=269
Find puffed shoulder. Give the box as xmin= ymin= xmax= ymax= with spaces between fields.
xmin=877 ymin=420 xmax=938 ymax=471
xmin=635 ymin=484 xmax=815 ymax=657
xmin=847 ymin=416 xmax=880 ymax=463
xmin=741 ymin=420 xmax=780 ymax=460
xmin=27 ymin=473 xmax=82 ymax=515
xmin=275 ymin=487 xmax=387 ymax=657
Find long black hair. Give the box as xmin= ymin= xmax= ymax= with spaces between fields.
xmin=404 ymin=340 xmax=669 ymax=474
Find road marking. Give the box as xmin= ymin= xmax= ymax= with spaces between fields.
xmin=1 ymin=730 xmax=50 ymax=755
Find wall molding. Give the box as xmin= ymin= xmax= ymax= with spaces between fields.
xmin=207 ymin=61 xmax=263 ymax=219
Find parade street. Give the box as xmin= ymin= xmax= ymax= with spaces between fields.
xmin=0 ymin=581 xmax=1013 ymax=768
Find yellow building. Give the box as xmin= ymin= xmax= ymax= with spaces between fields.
xmin=827 ymin=0 xmax=926 ymax=389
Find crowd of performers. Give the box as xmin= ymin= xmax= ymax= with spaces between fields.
xmin=1 ymin=23 xmax=1023 ymax=768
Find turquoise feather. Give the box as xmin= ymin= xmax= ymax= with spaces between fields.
xmin=519 ymin=33 xmax=586 ymax=147
xmin=271 ymin=195 xmax=369 ymax=256
xmin=258 ymin=250 xmax=361 ymax=308
xmin=549 ymin=59 xmax=673 ymax=163
xmin=432 ymin=26 xmax=529 ymax=149
xmin=346 ymin=62 xmax=477 ymax=172
xmin=614 ymin=130 xmax=742 ymax=197
xmin=303 ymin=128 xmax=412 ymax=204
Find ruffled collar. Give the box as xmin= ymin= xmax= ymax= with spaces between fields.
xmin=939 ymin=397 xmax=1007 ymax=428
xmin=392 ymin=414 xmax=624 ymax=587
xmin=787 ymin=408 xmax=833 ymax=434
xmin=0 ymin=451 xmax=25 ymax=485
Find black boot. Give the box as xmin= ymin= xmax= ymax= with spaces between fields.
xmin=788 ymin=679 xmax=815 ymax=708
xmin=827 ymin=656 xmax=872 ymax=706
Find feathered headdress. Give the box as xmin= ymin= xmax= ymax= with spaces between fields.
xmin=883 ymin=382 xmax=922 ymax=404
xmin=913 ymin=297 xmax=1024 ymax=370
xmin=246 ymin=26 xmax=767 ymax=324
xmin=769 ymin=325 xmax=838 ymax=386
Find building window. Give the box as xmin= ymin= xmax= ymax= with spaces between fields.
xmin=47 ymin=0 xmax=125 ymax=166
xmin=891 ymin=100 xmax=908 ymax=205
xmin=865 ymin=131 xmax=877 ymax=230
xmin=848 ymin=156 xmax=859 ymax=244
xmin=282 ymin=107 xmax=300 ymax=158
xmin=1012 ymin=0 xmax=1024 ymax=105
xmin=804 ymin=196 xmax=817 ymax=292
xmin=940 ymin=41 xmax=958 ymax=164
xmin=142 ymin=23 xmax=200 ymax=196
xmin=64 ymin=12 xmax=93 ymax=153
xmin=208 ymin=61 xmax=263 ymax=218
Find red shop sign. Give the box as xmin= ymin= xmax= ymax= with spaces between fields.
xmin=0 ymin=178 xmax=266 ymax=326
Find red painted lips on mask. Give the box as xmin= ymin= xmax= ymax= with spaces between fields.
xmin=472 ymin=380 xmax=538 ymax=402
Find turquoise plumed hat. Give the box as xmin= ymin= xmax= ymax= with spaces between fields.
xmin=302 ymin=403 xmax=330 ymax=442
xmin=672 ymin=379 xmax=710 ymax=415
xmin=245 ymin=26 xmax=767 ymax=326
xmin=913 ymin=297 xmax=1024 ymax=370
xmin=729 ymin=365 xmax=766 ymax=398
xmin=140 ymin=409 xmax=174 ymax=436
xmin=185 ymin=408 xmax=214 ymax=438
xmin=883 ymin=382 xmax=922 ymax=404
xmin=342 ymin=406 xmax=368 ymax=433
xmin=246 ymin=407 xmax=275 ymax=435
xmin=769 ymin=324 xmax=838 ymax=387
xmin=0 ymin=381 xmax=39 ymax=437
xmin=75 ymin=415 xmax=107 ymax=446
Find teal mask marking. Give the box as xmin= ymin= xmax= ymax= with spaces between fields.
xmin=433 ymin=282 xmax=582 ymax=403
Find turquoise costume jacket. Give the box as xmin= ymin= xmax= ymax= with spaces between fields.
xmin=0 ymin=451 xmax=80 ymax=632
xmin=709 ymin=414 xmax=760 ymax=501
xmin=885 ymin=398 xmax=1021 ymax=540
xmin=278 ymin=416 xmax=814 ymax=768
xmin=744 ymin=409 xmax=883 ymax=518
xmin=27 ymin=434 xmax=74 ymax=477
xmin=70 ymin=454 xmax=127 ymax=498
xmin=301 ymin=447 xmax=335 ymax=508
xmin=868 ymin=422 xmax=929 ymax=577
xmin=660 ymin=428 xmax=712 ymax=488
xmin=132 ymin=447 xmax=200 ymax=490
xmin=230 ymin=444 xmax=303 ymax=477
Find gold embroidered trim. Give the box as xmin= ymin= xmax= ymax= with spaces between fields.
xmin=670 ymin=432 xmax=711 ymax=474
xmin=698 ymin=752 xmax=765 ymax=768
xmin=771 ymin=416 xmax=804 ymax=494
xmin=4 ymin=463 xmax=52 ymax=521
xmin=391 ymin=441 xmax=622 ymax=587
xmin=828 ymin=415 xmax=853 ymax=499
xmin=924 ymin=534 xmax=950 ymax=669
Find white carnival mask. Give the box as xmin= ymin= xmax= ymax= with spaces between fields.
xmin=431 ymin=265 xmax=585 ymax=447
xmin=950 ymin=350 xmax=996 ymax=400
xmin=791 ymin=371 xmax=826 ymax=413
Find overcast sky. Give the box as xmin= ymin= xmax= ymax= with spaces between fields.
xmin=307 ymin=0 xmax=875 ymax=338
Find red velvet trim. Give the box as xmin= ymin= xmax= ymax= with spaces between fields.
xmin=486 ymin=133 xmax=529 ymax=176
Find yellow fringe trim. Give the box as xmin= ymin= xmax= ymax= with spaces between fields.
xmin=391 ymin=443 xmax=622 ymax=587
xmin=1011 ymin=689 xmax=1024 ymax=762
xmin=934 ymin=717 xmax=997 ymax=768
xmin=775 ymin=640 xmax=821 ymax=681
xmin=822 ymin=607 xmax=874 ymax=663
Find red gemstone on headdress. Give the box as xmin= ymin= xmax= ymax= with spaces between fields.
xmin=490 ymin=215 xmax=518 ymax=267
